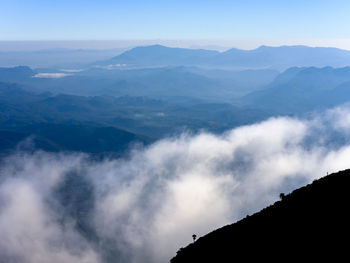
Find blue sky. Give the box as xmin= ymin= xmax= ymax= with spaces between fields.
xmin=1 ymin=0 xmax=350 ymax=49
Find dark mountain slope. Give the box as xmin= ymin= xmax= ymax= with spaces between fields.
xmin=171 ymin=169 xmax=350 ymax=262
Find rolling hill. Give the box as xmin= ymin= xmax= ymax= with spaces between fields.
xmin=243 ymin=66 xmax=350 ymax=114
xmin=0 ymin=123 xmax=150 ymax=156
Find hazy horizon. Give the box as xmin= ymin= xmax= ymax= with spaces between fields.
xmin=2 ymin=39 xmax=350 ymax=52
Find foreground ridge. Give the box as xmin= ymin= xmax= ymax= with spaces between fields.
xmin=171 ymin=169 xmax=350 ymax=262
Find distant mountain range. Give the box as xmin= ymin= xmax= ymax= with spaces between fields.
xmin=2 ymin=44 xmax=350 ymax=71
xmin=4 ymin=46 xmax=350 ymax=155
xmin=4 ymin=64 xmax=350 ymax=154
xmin=99 ymin=45 xmax=350 ymax=70
xmin=0 ymin=65 xmax=278 ymax=100
xmin=171 ymin=169 xmax=350 ymax=262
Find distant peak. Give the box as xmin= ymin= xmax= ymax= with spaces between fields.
xmin=257 ymin=45 xmax=269 ymax=49
xmin=256 ymin=45 xmax=310 ymax=50
xmin=134 ymin=44 xmax=170 ymax=49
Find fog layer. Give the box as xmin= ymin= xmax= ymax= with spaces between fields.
xmin=1 ymin=106 xmax=350 ymax=263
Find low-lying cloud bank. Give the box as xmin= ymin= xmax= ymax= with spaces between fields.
xmin=2 ymin=105 xmax=350 ymax=263
xmin=33 ymin=72 xmax=71 ymax=78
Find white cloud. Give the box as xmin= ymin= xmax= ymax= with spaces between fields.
xmin=0 ymin=153 xmax=99 ymax=263
xmin=33 ymin=73 xmax=71 ymax=78
xmin=60 ymin=69 xmax=84 ymax=73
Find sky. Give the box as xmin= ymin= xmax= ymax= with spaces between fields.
xmin=0 ymin=0 xmax=350 ymax=49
